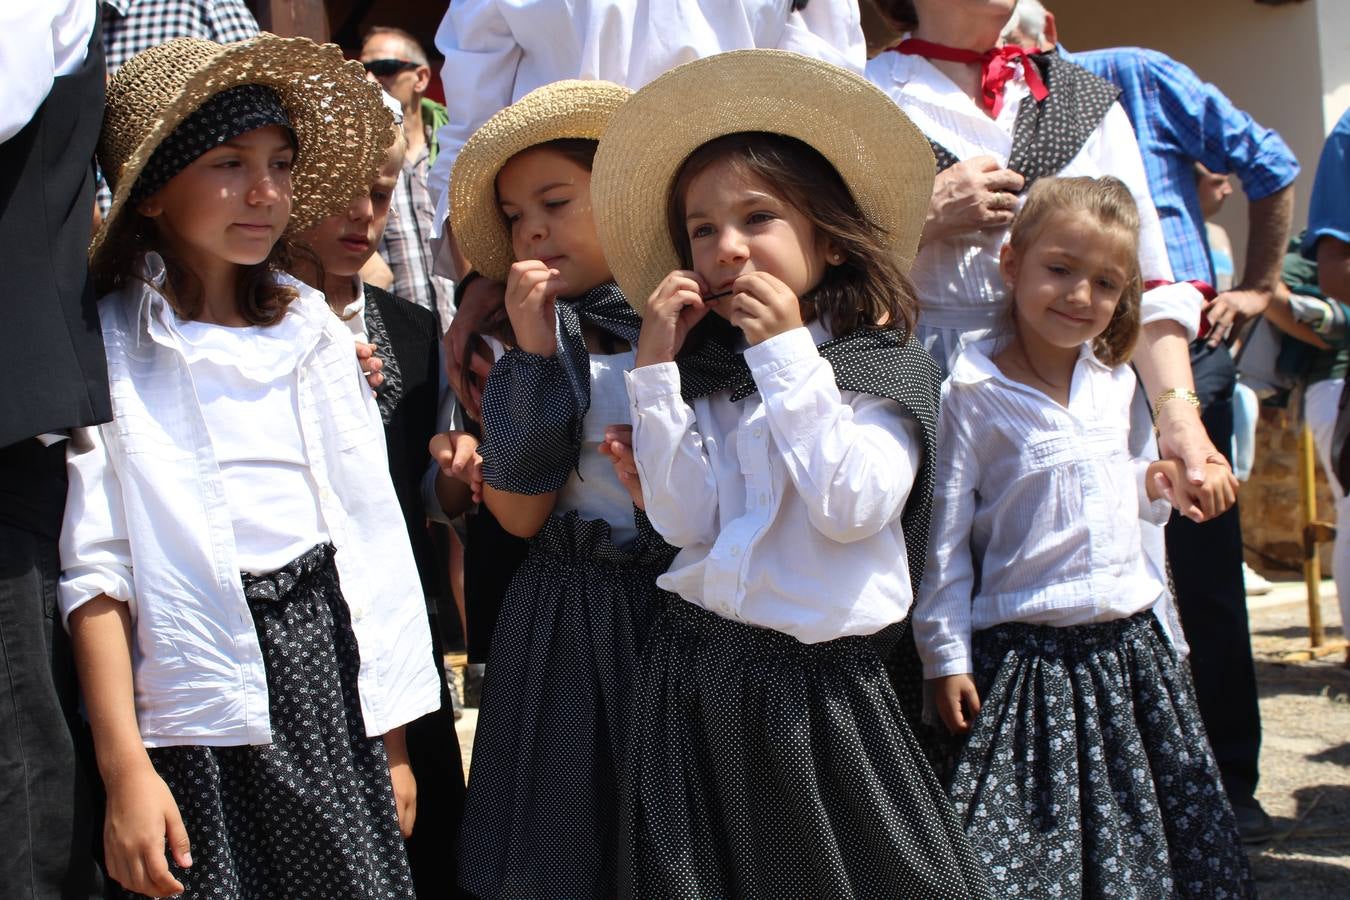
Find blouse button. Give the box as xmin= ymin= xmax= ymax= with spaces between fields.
xmin=730 ymin=545 xmax=741 ymax=557
xmin=759 ymin=493 xmax=768 ymax=506
xmin=753 ymin=426 xmax=763 ymax=439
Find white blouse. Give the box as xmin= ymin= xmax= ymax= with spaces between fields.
xmin=554 ymin=349 xmax=640 ymax=546
xmin=914 ymin=341 xmax=1173 ymax=679
xmin=428 ymin=0 xmax=866 ymax=235
xmin=172 ymin=317 xmax=329 ymax=575
xmin=626 ymin=322 xmax=922 ymax=644
xmin=865 ymin=50 xmax=1201 ymax=371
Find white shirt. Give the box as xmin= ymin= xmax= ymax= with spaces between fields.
xmin=60 ymin=257 xmax=441 ymax=747
xmin=428 ymin=0 xmax=866 ymax=235
xmin=555 ymin=349 xmax=640 ymax=546
xmin=626 ymin=322 xmax=922 ymax=644
xmin=172 ymin=317 xmax=330 ymax=574
xmin=865 ymin=50 xmax=1201 ymax=370
xmin=915 ymin=340 xmax=1173 ymax=679
xmin=0 ymin=0 xmax=95 ymax=143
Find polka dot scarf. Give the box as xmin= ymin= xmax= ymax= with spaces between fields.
xmin=130 ymin=84 xmax=293 ymax=204
xmin=927 ymin=50 xmax=1121 ymax=193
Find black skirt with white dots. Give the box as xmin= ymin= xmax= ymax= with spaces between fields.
xmin=948 ymin=610 xmax=1254 ymax=899
xmin=457 ymin=510 xmax=677 ymax=900
xmin=620 ymin=597 xmax=995 ymax=900
xmin=115 ymin=543 xmax=415 ymax=900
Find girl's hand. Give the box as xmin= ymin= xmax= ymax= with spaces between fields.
xmin=103 ymin=761 xmax=191 ymax=898
xmin=598 ymin=424 xmax=644 ymax=509
xmin=356 ymin=341 xmax=385 ymax=389
xmin=635 ymin=270 xmax=711 ymax=368
xmin=727 ymin=271 xmax=803 ymax=346
xmin=384 ymin=728 xmax=416 ymax=839
xmin=429 ymin=430 xmax=483 ymax=504
xmin=1149 ymin=458 xmax=1239 ymax=523
xmin=930 ymin=673 xmax=982 ymax=736
xmin=504 ymin=259 xmax=563 ymax=357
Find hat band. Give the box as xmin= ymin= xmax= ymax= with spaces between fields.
xmin=130 ymin=84 xmax=294 ymax=205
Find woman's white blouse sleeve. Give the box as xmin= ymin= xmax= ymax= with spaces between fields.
xmin=58 ymin=425 xmax=136 ymax=624
xmin=780 ymin=0 xmax=866 ymax=74
xmin=914 ymin=389 xmax=980 ymax=679
xmin=625 ymin=362 xmax=721 ymax=549
xmin=746 ymin=327 xmax=918 ymax=544
xmin=429 ymin=0 xmax=522 ymax=234
xmin=1096 ymin=102 xmax=1203 ymax=338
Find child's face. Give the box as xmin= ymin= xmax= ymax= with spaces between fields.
xmin=138 ymin=124 xmax=294 ymax=270
xmin=1000 ymin=209 xmax=1133 ymax=352
xmin=681 ymin=158 xmax=831 ymax=320
xmin=299 ymin=140 xmax=404 ymax=279
xmin=496 ymin=147 xmax=611 ymax=296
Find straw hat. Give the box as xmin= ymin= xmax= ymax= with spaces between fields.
xmin=92 ymin=35 xmax=394 ymax=268
xmin=590 ymin=50 xmax=935 ymax=311
xmin=449 ymin=80 xmax=632 ymax=283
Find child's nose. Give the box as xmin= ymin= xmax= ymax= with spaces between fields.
xmin=716 ymin=227 xmax=747 ymax=263
xmin=349 ymin=195 xmax=374 ymax=221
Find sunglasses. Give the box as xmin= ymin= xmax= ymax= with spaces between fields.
xmin=362 ymin=58 xmax=420 ymax=77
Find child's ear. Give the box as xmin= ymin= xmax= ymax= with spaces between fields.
xmin=136 ymin=197 xmax=163 ymax=218
xmin=824 ymin=240 xmax=847 ymax=267
xmin=998 ymin=242 xmax=1018 ymax=288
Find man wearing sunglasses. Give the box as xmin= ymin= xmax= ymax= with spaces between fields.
xmin=361 ymin=26 xmax=455 ymax=332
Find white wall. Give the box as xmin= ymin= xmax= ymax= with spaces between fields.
xmin=1051 ymin=0 xmax=1328 ymax=272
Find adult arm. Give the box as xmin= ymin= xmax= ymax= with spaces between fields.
xmin=749 ymin=327 xmax=920 ymax=543
xmin=428 ymin=0 xmax=522 ymax=238
xmin=0 ymin=0 xmax=94 ymax=143
xmin=782 ymin=0 xmax=867 ymax=73
xmin=1204 ymin=185 xmax=1295 ymax=341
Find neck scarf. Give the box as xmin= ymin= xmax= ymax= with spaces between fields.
xmin=675 ymin=316 xmax=940 ymax=597
xmin=918 ymin=50 xmax=1121 ymax=193
xmin=894 ymin=38 xmax=1048 ymax=118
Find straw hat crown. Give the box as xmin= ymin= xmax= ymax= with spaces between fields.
xmin=449 ymin=79 xmax=632 ymax=283
xmin=92 ymin=35 xmax=394 ymax=267
xmin=590 ymin=49 xmax=936 ymax=311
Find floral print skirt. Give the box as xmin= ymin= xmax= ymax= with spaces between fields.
xmin=949 ymin=609 xmax=1254 ymax=899
xmin=116 ymin=543 xmax=414 ymax=900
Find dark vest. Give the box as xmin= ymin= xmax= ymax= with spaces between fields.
xmin=0 ymin=13 xmax=110 ymax=448
xmin=0 ymin=13 xmax=109 ymax=535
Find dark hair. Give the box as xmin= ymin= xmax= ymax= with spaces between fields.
xmin=93 ymin=210 xmax=300 ymax=325
xmin=667 ymin=131 xmax=918 ymax=337
xmin=1006 ymin=176 xmax=1143 ymax=366
xmin=456 ymin=139 xmax=603 ymax=403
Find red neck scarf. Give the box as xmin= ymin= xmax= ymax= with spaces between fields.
xmin=894 ymin=38 xmax=1049 ymax=118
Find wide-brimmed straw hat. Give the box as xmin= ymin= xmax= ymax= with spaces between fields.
xmin=449 ymin=80 xmax=632 ymax=283
xmin=92 ymin=34 xmax=394 ymax=269
xmin=590 ymin=50 xmax=935 ymax=311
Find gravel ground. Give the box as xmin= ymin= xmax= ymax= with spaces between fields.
xmin=449 ymin=583 xmax=1350 ymax=897
xmin=1245 ymin=582 xmax=1350 ymax=898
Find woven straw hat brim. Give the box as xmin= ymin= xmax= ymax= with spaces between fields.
xmin=590 ymin=50 xmax=936 ymax=313
xmin=449 ymin=80 xmax=632 ymax=284
xmin=91 ymin=35 xmax=394 ymax=270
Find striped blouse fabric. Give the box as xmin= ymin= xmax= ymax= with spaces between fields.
xmin=914 ymin=341 xmax=1173 ymax=679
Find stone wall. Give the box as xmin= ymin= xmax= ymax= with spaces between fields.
xmin=1240 ymin=406 xmax=1337 ymax=578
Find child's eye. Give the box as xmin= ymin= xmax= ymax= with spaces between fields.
xmin=544 ymin=198 xmax=569 ymax=210
xmin=1096 ymin=278 xmax=1119 ymax=291
xmin=371 ymin=191 xmax=390 ymax=203
xmin=1047 ymin=264 xmax=1070 ymax=276
xmin=503 ymin=211 xmax=521 ymax=225
xmin=747 ymin=211 xmax=775 ymax=225
xmin=689 ymin=224 xmax=713 ymax=240
xmin=271 ymin=159 xmax=293 ymax=172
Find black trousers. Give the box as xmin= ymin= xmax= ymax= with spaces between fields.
xmin=0 ymin=444 xmax=103 ymax=898
xmin=1164 ymin=342 xmax=1262 ymax=802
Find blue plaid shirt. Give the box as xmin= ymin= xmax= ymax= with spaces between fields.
xmin=1066 ymin=47 xmax=1299 ymax=286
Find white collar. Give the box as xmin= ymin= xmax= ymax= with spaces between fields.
xmin=949 ymin=338 xmax=1109 ymax=388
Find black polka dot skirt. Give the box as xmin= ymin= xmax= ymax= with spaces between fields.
xmin=115 ymin=544 xmax=415 ymax=900
xmin=948 ymin=610 xmax=1255 ymax=899
xmin=457 ymin=510 xmax=676 ymax=900
xmin=620 ymin=597 xmax=995 ymax=900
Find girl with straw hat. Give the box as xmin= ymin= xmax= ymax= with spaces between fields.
xmin=590 ymin=49 xmax=992 ymax=898
xmin=444 ymin=79 xmax=678 ymax=899
xmin=63 ymin=35 xmax=438 ymax=898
